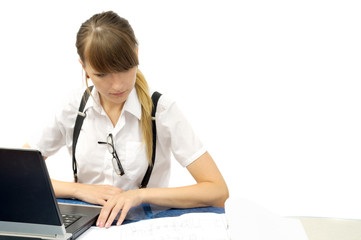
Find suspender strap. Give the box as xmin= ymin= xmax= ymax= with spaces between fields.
xmin=139 ymin=91 xmax=162 ymax=188
xmin=72 ymin=86 xmax=93 ymax=182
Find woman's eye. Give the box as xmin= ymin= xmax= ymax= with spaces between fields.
xmin=95 ymin=73 xmax=106 ymax=77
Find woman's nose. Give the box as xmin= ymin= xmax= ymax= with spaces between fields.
xmin=109 ymin=73 xmax=123 ymax=89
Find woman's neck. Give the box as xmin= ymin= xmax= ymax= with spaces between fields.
xmin=99 ymin=95 xmax=124 ymax=127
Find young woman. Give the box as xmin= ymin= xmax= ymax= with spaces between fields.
xmin=26 ymin=11 xmax=228 ymax=228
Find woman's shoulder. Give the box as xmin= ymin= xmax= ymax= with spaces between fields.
xmin=55 ymin=86 xmax=93 ymax=119
xmin=64 ymin=87 xmax=88 ymax=109
xmin=150 ymin=90 xmax=176 ymax=113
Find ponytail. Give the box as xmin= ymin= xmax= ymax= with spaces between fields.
xmin=135 ymin=69 xmax=153 ymax=165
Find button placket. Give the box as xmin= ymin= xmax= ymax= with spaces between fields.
xmin=102 ymin=122 xmax=117 ymax=185
xmin=106 ymin=115 xmax=126 ymax=184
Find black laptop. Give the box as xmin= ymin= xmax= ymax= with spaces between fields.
xmin=0 ymin=148 xmax=101 ymax=240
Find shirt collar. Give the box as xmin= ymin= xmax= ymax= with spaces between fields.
xmin=123 ymin=87 xmax=142 ymax=120
xmin=82 ymin=86 xmax=101 ymax=113
xmin=84 ymin=87 xmax=141 ymax=120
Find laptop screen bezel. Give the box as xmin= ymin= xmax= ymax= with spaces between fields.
xmin=0 ymin=148 xmax=67 ymax=237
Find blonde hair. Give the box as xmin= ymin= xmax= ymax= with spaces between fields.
xmin=76 ymin=11 xmax=153 ymax=164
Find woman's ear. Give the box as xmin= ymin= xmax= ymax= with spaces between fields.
xmin=78 ymin=58 xmax=85 ymax=68
xmin=78 ymin=58 xmax=90 ymax=79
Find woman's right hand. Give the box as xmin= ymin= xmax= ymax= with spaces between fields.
xmin=51 ymin=179 xmax=123 ymax=206
xmin=74 ymin=183 xmax=124 ymax=206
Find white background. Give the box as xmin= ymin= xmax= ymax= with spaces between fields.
xmin=1 ymin=0 xmax=361 ymax=219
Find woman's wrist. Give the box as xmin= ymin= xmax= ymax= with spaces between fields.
xmin=138 ymin=188 xmax=148 ymax=204
xmin=72 ymin=182 xmax=83 ymax=199
xmin=51 ymin=179 xmax=79 ymax=199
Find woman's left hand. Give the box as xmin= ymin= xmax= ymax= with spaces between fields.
xmin=96 ymin=189 xmax=143 ymax=228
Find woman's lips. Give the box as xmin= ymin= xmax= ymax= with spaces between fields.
xmin=110 ymin=91 xmax=126 ymax=97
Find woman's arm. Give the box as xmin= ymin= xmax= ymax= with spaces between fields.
xmin=97 ymin=151 xmax=229 ymax=228
xmin=141 ymin=152 xmax=228 ymax=208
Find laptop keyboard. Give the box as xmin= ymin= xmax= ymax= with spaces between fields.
xmin=61 ymin=214 xmax=82 ymax=228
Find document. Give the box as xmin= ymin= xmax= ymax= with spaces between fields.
xmin=79 ymin=198 xmax=309 ymax=240
xmin=120 ymin=212 xmax=229 ymax=239
xmin=79 ymin=212 xmax=229 ymax=240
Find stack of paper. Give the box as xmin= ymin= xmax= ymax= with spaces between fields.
xmin=79 ymin=212 xmax=229 ymax=240
xmin=79 ymin=198 xmax=309 ymax=240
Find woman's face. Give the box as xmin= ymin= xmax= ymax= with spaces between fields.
xmin=83 ymin=62 xmax=137 ymax=108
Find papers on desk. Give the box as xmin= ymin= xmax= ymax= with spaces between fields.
xmin=79 ymin=212 xmax=229 ymax=240
xmin=79 ymin=198 xmax=309 ymax=240
xmin=121 ymin=212 xmax=228 ymax=239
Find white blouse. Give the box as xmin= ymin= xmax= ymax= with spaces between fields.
xmin=29 ymin=87 xmax=206 ymax=190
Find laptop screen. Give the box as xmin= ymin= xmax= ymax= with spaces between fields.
xmin=0 ymin=148 xmax=62 ymax=226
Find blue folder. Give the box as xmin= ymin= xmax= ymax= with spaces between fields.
xmin=57 ymin=198 xmax=225 ymax=225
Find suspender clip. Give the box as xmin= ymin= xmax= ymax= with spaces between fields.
xmin=78 ymin=111 xmax=86 ymax=117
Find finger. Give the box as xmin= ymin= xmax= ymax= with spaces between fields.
xmin=105 ymin=203 xmax=123 ymax=228
xmin=96 ymin=204 xmax=112 ymax=228
xmin=115 ymin=188 xmax=124 ymax=194
xmin=96 ymin=199 xmax=107 ymax=206
xmin=116 ymin=202 xmax=131 ymax=226
xmin=104 ymin=185 xmax=123 ymax=191
xmin=109 ymin=187 xmax=124 ymax=195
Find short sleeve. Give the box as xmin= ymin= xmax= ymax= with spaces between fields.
xmin=28 ymin=90 xmax=82 ymax=157
xmin=155 ymin=94 xmax=206 ymax=167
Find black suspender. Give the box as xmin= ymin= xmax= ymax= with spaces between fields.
xmin=72 ymin=86 xmax=93 ymax=183
xmin=72 ymin=86 xmax=162 ymax=189
xmin=140 ymin=91 xmax=162 ymax=188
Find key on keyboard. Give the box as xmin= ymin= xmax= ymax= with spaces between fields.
xmin=61 ymin=214 xmax=82 ymax=228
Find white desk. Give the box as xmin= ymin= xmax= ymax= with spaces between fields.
xmin=226 ymin=198 xmax=361 ymax=240
xmin=299 ymin=217 xmax=361 ymax=240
